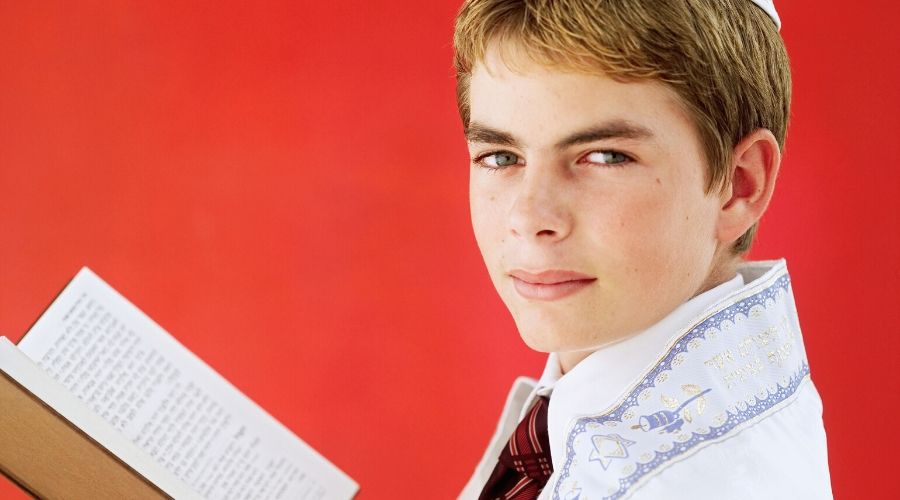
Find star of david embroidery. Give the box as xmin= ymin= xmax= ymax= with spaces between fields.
xmin=588 ymin=433 xmax=635 ymax=470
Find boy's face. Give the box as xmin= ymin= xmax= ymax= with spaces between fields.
xmin=467 ymin=44 xmax=732 ymax=367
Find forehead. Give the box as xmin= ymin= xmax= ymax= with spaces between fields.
xmin=468 ymin=42 xmax=693 ymax=146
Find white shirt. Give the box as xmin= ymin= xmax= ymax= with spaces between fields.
xmin=460 ymin=260 xmax=832 ymax=500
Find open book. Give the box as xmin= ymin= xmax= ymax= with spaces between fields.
xmin=0 ymin=268 xmax=358 ymax=499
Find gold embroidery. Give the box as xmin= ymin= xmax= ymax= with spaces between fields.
xmin=738 ymin=336 xmax=755 ymax=357
xmin=682 ymin=384 xmax=702 ymax=395
xmin=704 ymin=349 xmax=735 ymax=371
xmin=661 ymin=394 xmax=679 ymax=409
xmin=707 ymin=311 xmax=801 ymax=389
xmin=723 ymin=356 xmax=764 ymax=388
xmin=767 ymin=341 xmax=793 ymax=367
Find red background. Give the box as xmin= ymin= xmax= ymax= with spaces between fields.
xmin=0 ymin=1 xmax=897 ymax=498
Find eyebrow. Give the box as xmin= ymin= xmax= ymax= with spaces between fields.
xmin=465 ymin=120 xmax=655 ymax=150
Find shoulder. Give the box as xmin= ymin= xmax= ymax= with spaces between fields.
xmin=631 ymin=380 xmax=832 ymax=500
xmin=553 ymin=380 xmax=831 ymax=500
xmin=549 ymin=264 xmax=832 ymax=500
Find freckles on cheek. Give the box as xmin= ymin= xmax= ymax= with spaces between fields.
xmin=471 ymin=190 xmax=507 ymax=256
xmin=608 ymin=194 xmax=679 ymax=265
xmin=638 ymin=188 xmax=679 ymax=230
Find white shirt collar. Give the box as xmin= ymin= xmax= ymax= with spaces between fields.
xmin=533 ymin=272 xmax=746 ymax=464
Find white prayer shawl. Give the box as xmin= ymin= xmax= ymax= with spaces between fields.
xmin=461 ymin=260 xmax=832 ymax=500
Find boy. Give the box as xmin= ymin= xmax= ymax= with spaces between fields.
xmin=454 ymin=1 xmax=832 ymax=499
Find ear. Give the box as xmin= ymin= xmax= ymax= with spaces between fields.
xmin=716 ymin=128 xmax=782 ymax=245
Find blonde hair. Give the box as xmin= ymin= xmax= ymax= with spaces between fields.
xmin=453 ymin=0 xmax=792 ymax=253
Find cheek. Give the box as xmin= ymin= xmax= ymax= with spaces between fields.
xmin=591 ymin=186 xmax=675 ymax=248
xmin=624 ymin=185 xmax=718 ymax=282
xmin=469 ymin=180 xmax=506 ymax=259
xmin=585 ymin=182 xmax=706 ymax=276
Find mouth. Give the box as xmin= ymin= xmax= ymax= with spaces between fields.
xmin=509 ymin=269 xmax=597 ymax=301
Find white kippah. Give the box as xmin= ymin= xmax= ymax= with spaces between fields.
xmin=749 ymin=0 xmax=781 ymax=30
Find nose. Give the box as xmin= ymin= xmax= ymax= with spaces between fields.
xmin=508 ymin=162 xmax=573 ymax=243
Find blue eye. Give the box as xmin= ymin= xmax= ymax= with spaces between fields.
xmin=476 ymin=151 xmax=520 ymax=169
xmin=584 ymin=150 xmax=632 ymax=166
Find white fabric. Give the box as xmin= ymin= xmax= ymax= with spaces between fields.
xmin=750 ymin=0 xmax=782 ymax=30
xmin=460 ymin=260 xmax=832 ymax=500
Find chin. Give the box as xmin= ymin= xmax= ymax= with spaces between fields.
xmin=517 ymin=331 xmax=557 ymax=353
xmin=512 ymin=309 xmax=623 ymax=354
xmin=515 ymin=323 xmax=587 ymax=354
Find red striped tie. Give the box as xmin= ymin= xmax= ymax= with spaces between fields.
xmin=479 ymin=396 xmax=552 ymax=500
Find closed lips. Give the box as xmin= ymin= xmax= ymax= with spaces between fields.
xmin=509 ymin=270 xmax=597 ymax=301
xmin=508 ymin=269 xmax=596 ymax=284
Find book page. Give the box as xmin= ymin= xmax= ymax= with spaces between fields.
xmin=18 ymin=268 xmax=358 ymax=500
xmin=0 ymin=336 xmax=200 ymax=499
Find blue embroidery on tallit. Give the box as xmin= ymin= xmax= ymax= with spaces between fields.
xmin=553 ymin=272 xmax=809 ymax=500
xmin=637 ymin=387 xmax=712 ymax=434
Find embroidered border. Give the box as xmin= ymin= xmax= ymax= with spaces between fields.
xmin=553 ymin=269 xmax=809 ymax=500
